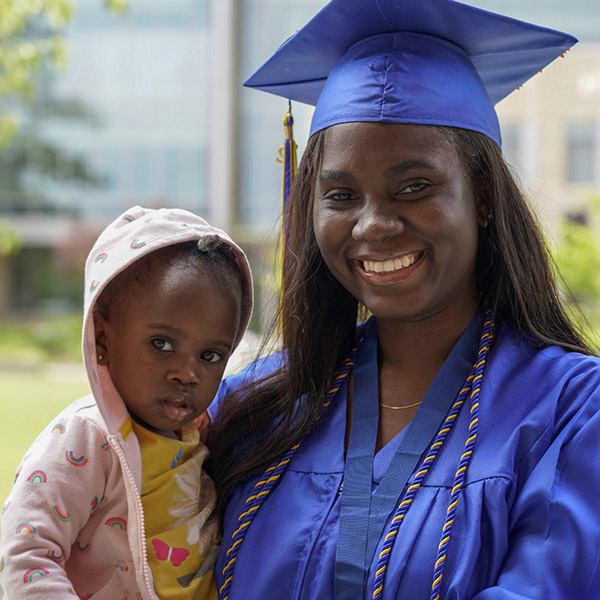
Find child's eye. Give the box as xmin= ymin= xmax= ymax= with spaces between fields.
xmin=151 ymin=338 xmax=174 ymax=352
xmin=201 ymin=350 xmax=222 ymax=363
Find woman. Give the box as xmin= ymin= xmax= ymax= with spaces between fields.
xmin=209 ymin=0 xmax=600 ymax=598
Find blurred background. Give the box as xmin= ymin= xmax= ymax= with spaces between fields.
xmin=1 ymin=0 xmax=600 ymax=507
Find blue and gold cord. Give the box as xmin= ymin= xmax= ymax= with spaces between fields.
xmin=218 ymin=349 xmax=359 ymax=600
xmin=429 ymin=313 xmax=494 ymax=600
xmin=371 ymin=310 xmax=495 ymax=600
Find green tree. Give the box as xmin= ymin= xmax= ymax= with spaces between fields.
xmin=1 ymin=0 xmax=128 ymax=147
xmin=0 ymin=0 xmax=73 ymax=147
xmin=0 ymin=218 xmax=20 ymax=255
xmin=0 ymin=0 xmax=127 ymax=212
xmin=553 ymin=195 xmax=600 ymax=348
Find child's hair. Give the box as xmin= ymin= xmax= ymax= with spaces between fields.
xmin=95 ymin=238 xmax=251 ymax=328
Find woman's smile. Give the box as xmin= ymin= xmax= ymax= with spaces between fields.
xmin=356 ymin=250 xmax=426 ymax=281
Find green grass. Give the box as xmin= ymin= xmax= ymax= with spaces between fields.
xmin=0 ymin=314 xmax=83 ymax=365
xmin=0 ymin=365 xmax=90 ymax=504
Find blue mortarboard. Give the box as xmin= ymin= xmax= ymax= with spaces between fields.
xmin=244 ymin=0 xmax=577 ymax=147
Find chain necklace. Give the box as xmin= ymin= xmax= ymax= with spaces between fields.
xmin=379 ymin=400 xmax=422 ymax=410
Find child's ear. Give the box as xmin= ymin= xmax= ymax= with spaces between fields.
xmin=93 ymin=310 xmax=110 ymax=365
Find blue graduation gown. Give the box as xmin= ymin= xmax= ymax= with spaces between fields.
xmin=211 ymin=321 xmax=600 ymax=599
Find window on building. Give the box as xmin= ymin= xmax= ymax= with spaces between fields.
xmin=3 ymin=0 xmax=211 ymax=219
xmin=567 ymin=124 xmax=596 ymax=183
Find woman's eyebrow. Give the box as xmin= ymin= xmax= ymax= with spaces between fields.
xmin=318 ymin=169 xmax=356 ymax=183
xmin=318 ymin=160 xmax=442 ymax=183
xmin=384 ymin=159 xmax=442 ymax=177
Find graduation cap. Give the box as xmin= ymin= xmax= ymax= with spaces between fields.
xmin=244 ymin=0 xmax=577 ymax=147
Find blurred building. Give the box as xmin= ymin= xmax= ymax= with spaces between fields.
xmin=2 ymin=0 xmax=215 ymax=315
xmin=1 ymin=0 xmax=599 ymax=321
xmin=472 ymin=0 xmax=600 ymax=234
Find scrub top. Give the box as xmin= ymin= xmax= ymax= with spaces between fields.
xmin=211 ymin=318 xmax=600 ymax=599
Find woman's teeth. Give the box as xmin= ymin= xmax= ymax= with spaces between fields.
xmin=362 ymin=254 xmax=417 ymax=273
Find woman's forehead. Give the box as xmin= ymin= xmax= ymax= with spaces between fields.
xmin=320 ymin=123 xmax=461 ymax=169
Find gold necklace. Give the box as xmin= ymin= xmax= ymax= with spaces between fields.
xmin=379 ymin=400 xmax=422 ymax=410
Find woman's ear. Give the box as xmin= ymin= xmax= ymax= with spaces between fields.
xmin=93 ymin=310 xmax=110 ymax=365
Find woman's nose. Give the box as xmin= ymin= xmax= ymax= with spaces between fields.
xmin=351 ymin=200 xmax=404 ymax=242
xmin=167 ymin=356 xmax=199 ymax=386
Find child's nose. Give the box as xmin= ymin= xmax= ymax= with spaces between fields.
xmin=167 ymin=357 xmax=200 ymax=385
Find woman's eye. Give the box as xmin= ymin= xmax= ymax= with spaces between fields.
xmin=201 ymin=350 xmax=222 ymax=363
xmin=151 ymin=338 xmax=174 ymax=352
xmin=399 ymin=182 xmax=428 ymax=194
xmin=323 ymin=191 xmax=355 ymax=202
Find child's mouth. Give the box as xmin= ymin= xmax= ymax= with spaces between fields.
xmin=161 ymin=396 xmax=194 ymax=422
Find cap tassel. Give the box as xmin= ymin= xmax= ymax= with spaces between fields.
xmin=275 ymin=101 xmax=297 ymax=338
xmin=282 ymin=100 xmax=298 ymax=208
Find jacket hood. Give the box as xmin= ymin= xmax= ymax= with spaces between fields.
xmin=81 ymin=205 xmax=253 ymax=437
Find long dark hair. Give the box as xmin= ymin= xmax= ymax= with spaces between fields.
xmin=209 ymin=125 xmax=593 ymax=510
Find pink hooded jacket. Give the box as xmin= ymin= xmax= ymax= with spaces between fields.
xmin=0 ymin=206 xmax=253 ymax=599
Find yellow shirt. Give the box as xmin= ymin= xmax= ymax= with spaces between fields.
xmin=132 ymin=420 xmax=219 ymax=600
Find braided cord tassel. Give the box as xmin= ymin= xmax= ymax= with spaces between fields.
xmin=430 ymin=311 xmax=494 ymax=600
xmin=219 ymin=350 xmax=358 ymax=600
xmin=372 ymin=309 xmax=495 ymax=600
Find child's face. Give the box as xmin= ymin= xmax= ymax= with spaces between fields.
xmin=96 ymin=259 xmax=241 ymax=434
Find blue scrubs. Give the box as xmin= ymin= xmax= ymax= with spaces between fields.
xmin=211 ymin=319 xmax=600 ymax=599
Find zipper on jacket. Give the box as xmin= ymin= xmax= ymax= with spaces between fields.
xmin=109 ymin=435 xmax=155 ymax=600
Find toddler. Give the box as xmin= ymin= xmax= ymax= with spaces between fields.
xmin=0 ymin=206 xmax=252 ymax=599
